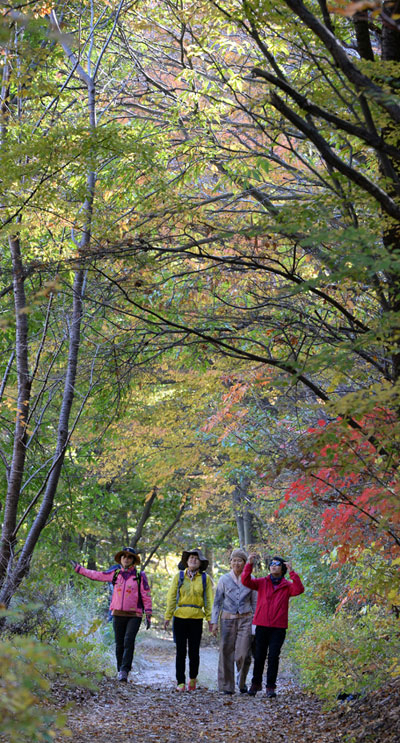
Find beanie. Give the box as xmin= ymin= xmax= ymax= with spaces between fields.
xmin=230 ymin=548 xmax=248 ymax=563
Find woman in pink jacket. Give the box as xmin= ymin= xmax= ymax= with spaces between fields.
xmin=71 ymin=546 xmax=152 ymax=682
xmin=241 ymin=553 xmax=304 ymax=698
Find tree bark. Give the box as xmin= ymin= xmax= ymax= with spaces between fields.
xmin=0 ymin=236 xmax=31 ymax=581
xmin=131 ymin=487 xmax=158 ymax=548
xmin=0 ymin=268 xmax=85 ymax=606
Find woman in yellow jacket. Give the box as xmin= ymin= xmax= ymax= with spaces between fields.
xmin=164 ymin=548 xmax=214 ymax=691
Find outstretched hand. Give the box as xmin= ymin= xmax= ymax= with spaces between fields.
xmin=248 ymin=553 xmax=259 ymax=565
xmin=70 ymin=560 xmax=78 ymax=569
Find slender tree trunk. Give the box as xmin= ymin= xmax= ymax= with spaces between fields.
xmin=233 ymin=483 xmax=245 ymax=547
xmin=0 ymin=236 xmax=31 ymax=581
xmin=243 ymin=509 xmax=258 ymax=549
xmin=86 ymin=535 xmax=98 ymax=570
xmin=232 ymin=478 xmax=257 ymax=549
xmin=202 ymin=544 xmax=214 ymax=578
xmin=131 ymin=487 xmax=158 ymax=548
xmin=0 ymin=12 xmax=101 ymax=609
xmin=0 ymin=268 xmax=85 ymax=606
xmin=381 ymin=1 xmax=400 ymax=381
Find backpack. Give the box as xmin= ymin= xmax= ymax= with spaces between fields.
xmin=175 ymin=569 xmax=207 ymax=610
xmin=112 ymin=567 xmax=143 ymax=609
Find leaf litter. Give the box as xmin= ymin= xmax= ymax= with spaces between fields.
xmin=50 ymin=633 xmax=400 ymax=743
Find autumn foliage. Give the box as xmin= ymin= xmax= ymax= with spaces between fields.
xmin=277 ymin=413 xmax=400 ymax=564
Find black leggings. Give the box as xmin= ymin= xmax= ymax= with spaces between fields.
xmin=113 ymin=615 xmax=142 ymax=673
xmin=252 ymin=626 xmax=286 ymax=689
xmin=173 ymin=616 xmax=203 ymax=684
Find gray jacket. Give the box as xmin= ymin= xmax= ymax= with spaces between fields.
xmin=211 ymin=572 xmax=257 ymax=624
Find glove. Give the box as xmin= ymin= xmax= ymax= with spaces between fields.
xmin=145 ymin=615 xmax=151 ymax=630
xmin=70 ymin=560 xmax=79 ymax=569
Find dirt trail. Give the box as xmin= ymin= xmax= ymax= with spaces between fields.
xmin=52 ymin=632 xmax=400 ymax=743
xmin=132 ymin=632 xmax=219 ymax=688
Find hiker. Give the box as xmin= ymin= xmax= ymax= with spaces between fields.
xmin=163 ymin=548 xmax=214 ymax=691
xmin=210 ymin=548 xmax=257 ymax=695
xmin=241 ymin=553 xmax=304 ymax=698
xmin=71 ymin=546 xmax=152 ymax=682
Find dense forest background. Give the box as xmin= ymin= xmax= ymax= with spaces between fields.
xmin=1 ymin=0 xmax=400 ymax=738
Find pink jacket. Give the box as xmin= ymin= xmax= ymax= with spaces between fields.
xmin=241 ymin=562 xmax=304 ymax=628
xmin=75 ymin=564 xmax=152 ymax=616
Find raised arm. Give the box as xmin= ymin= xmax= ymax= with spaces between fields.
xmin=73 ymin=563 xmax=115 ymax=582
xmin=287 ymin=563 xmax=305 ymax=597
xmin=241 ymin=557 xmax=262 ymax=591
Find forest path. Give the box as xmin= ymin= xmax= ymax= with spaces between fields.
xmin=52 ymin=632 xmax=399 ymax=743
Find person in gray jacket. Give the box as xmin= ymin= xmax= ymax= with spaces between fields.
xmin=210 ymin=548 xmax=257 ymax=694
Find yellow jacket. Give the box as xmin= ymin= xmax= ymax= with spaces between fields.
xmin=165 ymin=570 xmax=213 ymax=621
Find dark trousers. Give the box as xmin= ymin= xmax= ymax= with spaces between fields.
xmin=173 ymin=616 xmax=203 ymax=684
xmin=113 ymin=615 xmax=141 ymax=673
xmin=252 ymin=626 xmax=286 ymax=689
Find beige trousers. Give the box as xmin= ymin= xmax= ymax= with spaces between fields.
xmin=217 ymin=615 xmax=253 ymax=692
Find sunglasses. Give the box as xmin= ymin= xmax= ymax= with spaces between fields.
xmin=270 ymin=560 xmax=282 ymax=567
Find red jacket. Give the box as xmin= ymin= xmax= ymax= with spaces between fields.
xmin=241 ymin=562 xmax=304 ymax=628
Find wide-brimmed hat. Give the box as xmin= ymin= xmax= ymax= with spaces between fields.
xmin=181 ymin=548 xmax=209 ymax=572
xmin=230 ymin=548 xmax=248 ymax=563
xmin=114 ymin=546 xmax=141 ymax=564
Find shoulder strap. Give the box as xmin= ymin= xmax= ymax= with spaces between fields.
xmin=112 ymin=568 xmax=121 ymax=586
xmin=112 ymin=568 xmax=143 ymax=606
xmin=175 ymin=570 xmax=185 ymax=608
xmin=202 ymin=571 xmax=207 ymax=609
xmin=175 ymin=570 xmax=207 ymax=609
xmin=104 ymin=563 xmax=120 ymax=574
xmin=136 ymin=570 xmax=143 ymax=608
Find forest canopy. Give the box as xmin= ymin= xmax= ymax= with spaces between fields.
xmin=0 ymin=0 xmax=399 ymax=717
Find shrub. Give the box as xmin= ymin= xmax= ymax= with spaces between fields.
xmin=288 ymin=604 xmax=400 ymax=702
xmin=0 ymin=609 xmax=70 ymax=743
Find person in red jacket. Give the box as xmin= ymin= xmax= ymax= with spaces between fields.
xmin=71 ymin=546 xmax=152 ymax=683
xmin=241 ymin=553 xmax=304 ymax=698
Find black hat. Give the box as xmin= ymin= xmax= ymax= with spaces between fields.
xmin=114 ymin=547 xmax=141 ymax=564
xmin=181 ymin=548 xmax=209 ymax=572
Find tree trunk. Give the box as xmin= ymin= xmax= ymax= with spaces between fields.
xmin=232 ymin=478 xmax=257 ymax=549
xmin=202 ymin=544 xmax=214 ymax=578
xmin=0 ymin=236 xmax=31 ymax=582
xmin=86 ymin=535 xmax=98 ymax=570
xmin=131 ymin=487 xmax=158 ymax=548
xmin=0 ymin=268 xmax=85 ymax=607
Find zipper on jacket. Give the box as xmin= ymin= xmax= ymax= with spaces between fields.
xmin=119 ymin=572 xmax=126 ymax=610
xmin=117 ymin=570 xmax=140 ymax=611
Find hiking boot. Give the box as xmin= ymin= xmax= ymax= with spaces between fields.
xmin=266 ymin=687 xmax=277 ymax=698
xmin=176 ymin=683 xmax=185 ymax=692
xmin=223 ymin=690 xmax=234 ymax=695
xmin=188 ymin=679 xmax=197 ymax=691
xmin=239 ymin=684 xmax=248 ymax=694
xmin=117 ymin=670 xmax=128 ymax=682
xmin=248 ymin=682 xmax=262 ymax=696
